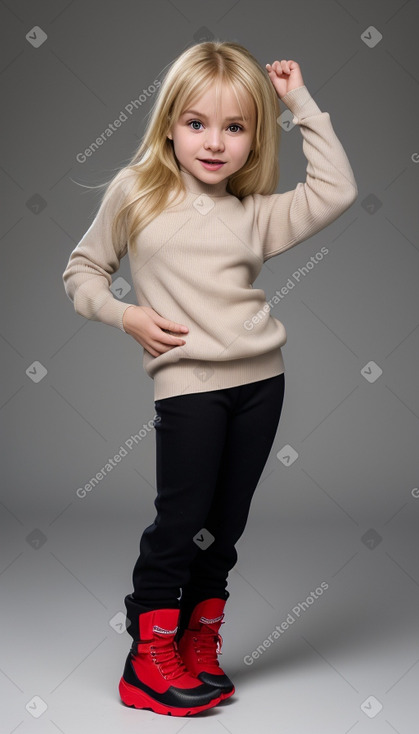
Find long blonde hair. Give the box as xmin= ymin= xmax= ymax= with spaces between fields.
xmin=88 ymin=40 xmax=281 ymax=255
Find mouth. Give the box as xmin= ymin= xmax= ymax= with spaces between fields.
xmin=198 ymin=159 xmax=226 ymax=169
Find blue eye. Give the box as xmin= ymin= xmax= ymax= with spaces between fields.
xmin=187 ymin=120 xmax=243 ymax=132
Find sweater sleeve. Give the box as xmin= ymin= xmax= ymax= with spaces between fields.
xmin=62 ymin=173 xmax=137 ymax=332
xmin=254 ymin=85 xmax=358 ymax=262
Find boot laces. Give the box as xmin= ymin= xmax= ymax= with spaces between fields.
xmin=139 ymin=637 xmax=189 ymax=680
xmin=192 ymin=622 xmax=224 ymax=664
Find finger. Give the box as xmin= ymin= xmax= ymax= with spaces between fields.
xmin=146 ymin=345 xmax=160 ymax=357
xmin=155 ymin=327 xmax=187 ymax=344
xmin=146 ymin=335 xmax=184 ymax=356
xmin=156 ymin=316 xmax=188 ymax=332
xmin=152 ymin=337 xmax=185 ymax=355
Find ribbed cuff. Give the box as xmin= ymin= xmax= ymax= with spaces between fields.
xmin=121 ymin=304 xmax=138 ymax=333
xmin=92 ymin=297 xmax=138 ymax=332
xmin=280 ymin=84 xmax=323 ymax=121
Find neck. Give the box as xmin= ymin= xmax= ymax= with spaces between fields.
xmin=179 ymin=166 xmax=229 ymax=197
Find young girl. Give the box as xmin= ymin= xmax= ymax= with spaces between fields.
xmin=62 ymin=41 xmax=357 ymax=717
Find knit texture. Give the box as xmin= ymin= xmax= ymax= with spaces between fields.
xmin=62 ymin=85 xmax=358 ymax=400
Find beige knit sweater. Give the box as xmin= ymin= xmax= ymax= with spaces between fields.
xmin=62 ymin=85 xmax=358 ymax=400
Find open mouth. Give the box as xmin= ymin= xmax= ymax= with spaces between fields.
xmin=199 ymin=159 xmax=226 ymax=168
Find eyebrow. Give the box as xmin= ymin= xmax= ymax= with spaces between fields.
xmin=182 ymin=109 xmax=246 ymax=122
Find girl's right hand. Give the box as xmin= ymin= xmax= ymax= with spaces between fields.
xmin=122 ymin=305 xmax=189 ymax=357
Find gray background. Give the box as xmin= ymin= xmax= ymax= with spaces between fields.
xmin=1 ymin=0 xmax=419 ymax=731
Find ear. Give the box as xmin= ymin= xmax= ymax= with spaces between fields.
xmin=167 ymin=133 xmax=173 ymax=140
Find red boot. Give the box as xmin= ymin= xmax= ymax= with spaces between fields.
xmin=177 ymin=598 xmax=235 ymax=700
xmin=119 ymin=607 xmax=222 ymax=716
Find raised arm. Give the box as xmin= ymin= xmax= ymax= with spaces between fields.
xmin=62 ymin=171 xmax=137 ymax=331
xmin=255 ymin=81 xmax=358 ymax=261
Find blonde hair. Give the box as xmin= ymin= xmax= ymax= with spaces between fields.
xmin=86 ymin=40 xmax=281 ymax=255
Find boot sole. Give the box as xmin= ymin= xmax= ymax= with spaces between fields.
xmin=118 ymin=677 xmax=222 ymax=716
xmin=219 ymin=686 xmax=235 ymax=700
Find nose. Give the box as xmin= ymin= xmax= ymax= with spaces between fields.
xmin=203 ymin=128 xmax=225 ymax=152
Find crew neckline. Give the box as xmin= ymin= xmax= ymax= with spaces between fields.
xmin=179 ymin=167 xmax=231 ymax=197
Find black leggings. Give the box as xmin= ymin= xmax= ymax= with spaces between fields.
xmin=124 ymin=372 xmax=285 ymax=640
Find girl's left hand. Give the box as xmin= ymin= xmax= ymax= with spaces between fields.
xmin=265 ymin=59 xmax=304 ymax=98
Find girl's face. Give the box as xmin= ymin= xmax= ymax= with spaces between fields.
xmin=168 ymin=82 xmax=256 ymax=187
